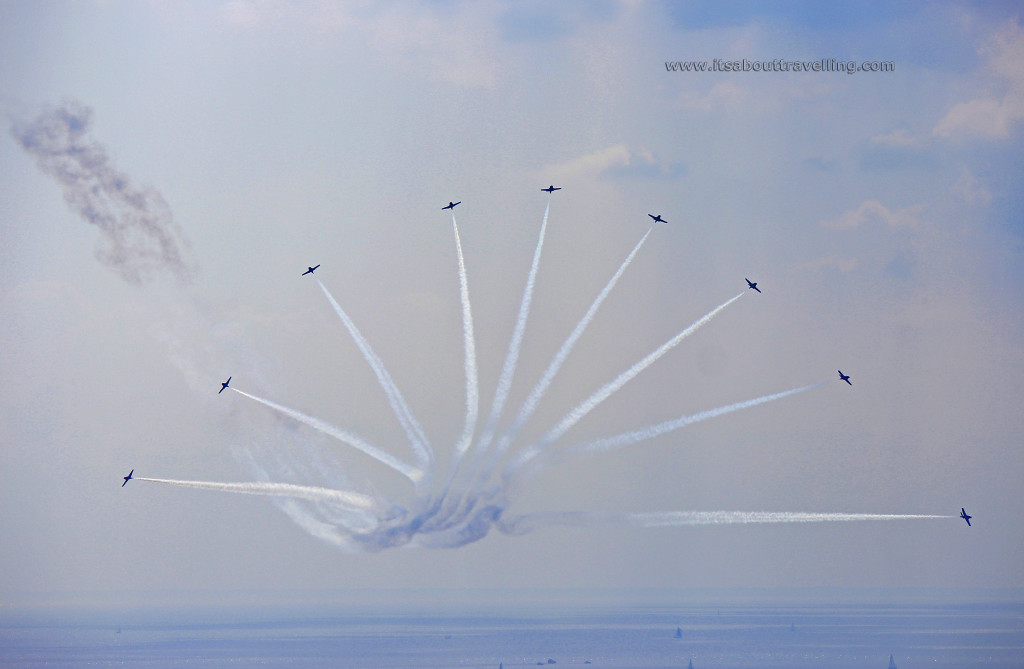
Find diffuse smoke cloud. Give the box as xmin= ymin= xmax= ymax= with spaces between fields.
xmin=10 ymin=101 xmax=196 ymax=285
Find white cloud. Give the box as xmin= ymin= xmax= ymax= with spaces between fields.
xmin=363 ymin=3 xmax=501 ymax=88
xmin=952 ymin=166 xmax=993 ymax=206
xmin=543 ymin=144 xmax=682 ymax=181
xmin=798 ymin=256 xmax=859 ymax=275
xmin=217 ymin=0 xmax=502 ymax=87
xmin=677 ymin=81 xmax=748 ymax=112
xmin=870 ymin=129 xmax=925 ymax=148
xmin=933 ymin=20 xmax=1024 ymax=140
xmin=220 ymin=0 xmax=291 ymax=28
xmin=824 ymin=200 xmax=927 ymax=230
xmin=933 ymin=97 xmax=1023 ymax=140
xmin=548 ymin=144 xmax=633 ymax=177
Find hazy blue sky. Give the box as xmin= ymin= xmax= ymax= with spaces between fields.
xmin=1 ymin=1 xmax=1022 ymax=602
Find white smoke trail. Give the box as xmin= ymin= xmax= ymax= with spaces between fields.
xmin=499 ymin=510 xmax=952 ymax=535
xmin=137 ymin=477 xmax=381 ymax=511
xmin=482 ymin=227 xmax=653 ymax=471
xmin=433 ymin=204 xmax=549 ymax=521
xmin=498 ymin=510 xmax=600 ymax=535
xmin=631 ymin=511 xmax=954 ymax=527
xmin=474 ymin=201 xmax=549 ymax=457
xmin=315 ymin=278 xmax=432 ymax=470
xmin=514 ymin=382 xmax=827 ymax=481
xmin=229 ymin=387 xmax=423 ymax=483
xmin=442 ymin=226 xmax=653 ymax=522
xmin=578 ymin=383 xmax=825 ymax=457
xmin=510 ymin=291 xmax=745 ymax=471
xmin=451 ymin=214 xmax=479 ymax=459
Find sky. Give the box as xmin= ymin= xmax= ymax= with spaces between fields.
xmin=1 ymin=0 xmax=1022 ymax=605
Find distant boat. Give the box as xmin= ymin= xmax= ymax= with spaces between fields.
xmin=675 ymin=626 xmax=683 ymax=638
xmin=888 ymin=654 xmax=898 ymax=669
xmin=688 ymin=660 xmax=694 ymax=669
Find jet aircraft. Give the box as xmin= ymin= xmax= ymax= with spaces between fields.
xmin=745 ymin=278 xmax=761 ymax=293
xmin=442 ymin=201 xmax=461 ymax=210
xmin=219 ymin=376 xmax=231 ymax=394
xmin=838 ymin=370 xmax=852 ymax=385
xmin=648 ymin=214 xmax=667 ymax=224
xmin=960 ymin=508 xmax=972 ymax=526
xmin=302 ymin=264 xmax=320 ymax=276
xmin=122 ymin=469 xmax=133 ymax=487
xmin=541 ymin=185 xmax=561 ymax=193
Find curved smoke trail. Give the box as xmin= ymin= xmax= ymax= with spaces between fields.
xmin=509 ymin=292 xmax=745 ymax=473
xmin=315 ymin=278 xmax=433 ymax=471
xmin=228 ymin=387 xmax=423 ymax=483
xmin=137 ymin=477 xmax=381 ymax=511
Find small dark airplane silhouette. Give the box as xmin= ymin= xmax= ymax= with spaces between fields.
xmin=302 ymin=264 xmax=320 ymax=276
xmin=745 ymin=278 xmax=761 ymax=293
xmin=219 ymin=376 xmax=231 ymax=394
xmin=960 ymin=508 xmax=972 ymax=526
xmin=442 ymin=201 xmax=461 ymax=210
xmin=122 ymin=469 xmax=133 ymax=487
xmin=648 ymin=214 xmax=667 ymax=224
xmin=541 ymin=185 xmax=561 ymax=193
xmin=838 ymin=370 xmax=852 ymax=385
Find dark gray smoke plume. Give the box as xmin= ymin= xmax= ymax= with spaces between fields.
xmin=10 ymin=101 xmax=196 ymax=285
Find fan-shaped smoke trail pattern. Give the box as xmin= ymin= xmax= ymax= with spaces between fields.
xmin=510 ymin=292 xmax=745 ymax=472
xmin=138 ymin=477 xmax=380 ymax=511
xmin=515 ymin=382 xmax=826 ymax=480
xmin=229 ymin=388 xmax=422 ymax=482
xmin=21 ymin=104 xmax=944 ymax=554
xmin=315 ymin=278 xmax=432 ymax=470
xmin=482 ymin=227 xmax=652 ymax=474
xmin=143 ymin=202 xmax=948 ymax=552
xmin=451 ymin=214 xmax=479 ymax=459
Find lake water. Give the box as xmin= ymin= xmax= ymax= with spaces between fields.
xmin=2 ymin=597 xmax=1021 ymax=668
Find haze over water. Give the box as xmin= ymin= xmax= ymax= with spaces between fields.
xmin=3 ymin=591 xmax=1021 ymax=668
